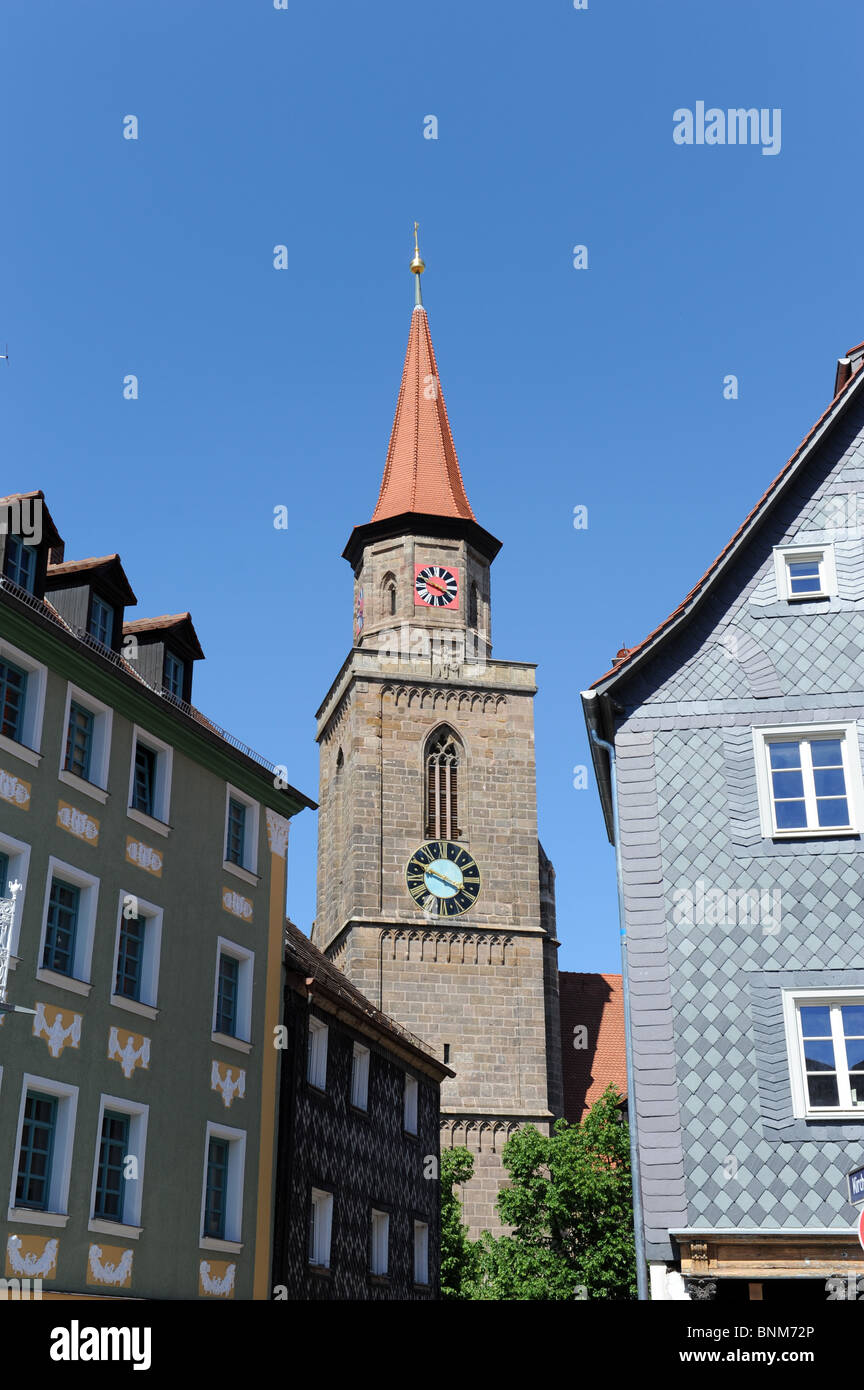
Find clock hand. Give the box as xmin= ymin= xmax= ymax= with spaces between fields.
xmin=425 ymin=866 xmax=461 ymax=889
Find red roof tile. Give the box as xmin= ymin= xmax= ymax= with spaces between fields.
xmin=559 ymin=972 xmax=627 ymax=1123
xmin=370 ymin=306 xmax=476 ymax=523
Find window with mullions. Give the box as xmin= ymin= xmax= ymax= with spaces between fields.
xmin=226 ymin=799 xmax=246 ymax=867
xmin=204 ymin=1137 xmax=230 ymax=1239
xmin=89 ymin=594 xmax=114 ymax=649
xmin=132 ymin=744 xmax=156 ymax=817
xmin=115 ymin=915 xmax=146 ymax=1001
xmin=215 ymin=954 xmax=239 ymax=1036
xmin=0 ymin=657 xmax=27 ymax=742
xmin=425 ymin=728 xmax=461 ymax=840
xmin=765 ymin=735 xmax=851 ymax=832
xmin=0 ymin=850 xmax=9 ymax=898
xmin=64 ymin=702 xmax=94 ymax=781
xmin=15 ymin=1092 xmax=57 ymax=1210
xmin=4 ymin=535 xmax=37 ymax=593
xmin=163 ymin=650 xmax=185 ymax=700
xmin=94 ymin=1111 xmax=130 ymax=1221
xmin=43 ymin=879 xmax=80 ymax=976
xmin=795 ymin=999 xmax=864 ymax=1113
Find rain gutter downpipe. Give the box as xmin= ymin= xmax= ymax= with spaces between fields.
xmin=588 ymin=714 xmax=650 ymax=1302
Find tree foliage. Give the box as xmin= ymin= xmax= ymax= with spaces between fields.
xmin=439 ymin=1146 xmax=478 ymax=1299
xmin=471 ymin=1086 xmax=637 ymax=1300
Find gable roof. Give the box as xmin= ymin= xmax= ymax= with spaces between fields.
xmin=123 ymin=612 xmax=205 ymax=661
xmin=589 ymin=344 xmax=864 ymax=696
xmin=283 ymin=919 xmax=452 ymax=1081
xmin=582 ymin=339 xmax=864 ymax=841
xmin=47 ymin=554 xmax=138 ymax=607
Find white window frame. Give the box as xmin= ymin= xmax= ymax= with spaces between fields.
xmin=773 ymin=544 xmax=837 ymax=602
xmin=58 ymin=682 xmax=113 ymax=800
xmin=0 ymin=829 xmax=31 ymax=960
xmin=8 ymin=1074 xmax=79 ymax=1225
xmin=307 ymin=1016 xmax=328 ymax=1090
xmin=199 ymin=1121 xmax=246 ymax=1249
xmin=403 ymin=1074 xmax=419 ymax=1135
xmin=223 ymin=784 xmax=260 ymax=880
xmin=370 ymin=1208 xmax=389 ymax=1276
xmin=308 ymin=1188 xmax=334 ymax=1269
xmin=110 ymin=891 xmax=163 ymax=1017
xmin=752 ymin=722 xmax=864 ymax=838
xmin=350 ymin=1042 xmax=370 ymax=1110
xmin=413 ymin=1220 xmax=429 ymax=1285
xmin=782 ymin=988 xmax=864 ymax=1120
xmin=88 ymin=1094 xmax=149 ymax=1234
xmin=127 ymin=725 xmax=174 ymax=832
xmin=211 ymin=938 xmax=254 ymax=1048
xmin=37 ymin=856 xmax=100 ymax=993
xmin=0 ymin=636 xmax=47 ymax=766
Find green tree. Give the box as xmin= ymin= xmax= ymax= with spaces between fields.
xmin=440 ymin=1146 xmax=479 ymax=1299
xmin=472 ymin=1086 xmax=637 ymax=1300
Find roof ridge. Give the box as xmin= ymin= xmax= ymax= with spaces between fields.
xmin=590 ymin=352 xmax=864 ymax=688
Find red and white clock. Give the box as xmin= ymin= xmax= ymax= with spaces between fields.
xmin=414 ymin=563 xmax=459 ymax=609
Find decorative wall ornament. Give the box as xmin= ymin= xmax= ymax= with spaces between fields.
xmin=0 ymin=879 xmax=21 ymax=1006
xmin=382 ymin=684 xmax=506 ymax=714
xmin=56 ymin=801 xmax=99 ymax=845
xmin=108 ymin=1026 xmax=150 ymax=1078
xmin=440 ymin=1116 xmax=519 ymax=1154
xmin=379 ymin=927 xmax=512 ymax=966
xmin=6 ymin=1235 xmax=58 ymax=1280
xmin=265 ymin=809 xmax=291 ymax=859
xmin=33 ymin=1003 xmax=82 ymax=1058
xmin=125 ymin=836 xmax=163 ymax=877
xmin=86 ymin=1244 xmax=133 ymax=1289
xmin=0 ymin=768 xmax=31 ymax=810
xmin=211 ymin=1059 xmax=246 ymax=1108
xmin=198 ymin=1259 xmax=235 ymax=1298
xmin=222 ymin=888 xmax=253 ymax=921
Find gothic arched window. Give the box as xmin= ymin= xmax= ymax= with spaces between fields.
xmin=468 ymin=582 xmax=479 ymax=628
xmin=382 ymin=573 xmax=397 ymax=618
xmin=425 ymin=728 xmax=462 ymax=839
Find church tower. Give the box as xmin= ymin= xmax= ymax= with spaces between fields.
xmin=314 ymin=237 xmax=563 ymax=1233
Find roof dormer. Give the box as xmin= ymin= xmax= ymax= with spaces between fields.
xmin=45 ymin=554 xmax=138 ymax=653
xmin=122 ymin=613 xmax=205 ymax=705
xmin=0 ymin=490 xmax=64 ymax=601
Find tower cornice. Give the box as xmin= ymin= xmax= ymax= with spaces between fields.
xmin=342 ymin=510 xmax=501 ymax=570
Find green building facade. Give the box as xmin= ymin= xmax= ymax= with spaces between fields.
xmin=0 ymin=491 xmax=313 ymax=1300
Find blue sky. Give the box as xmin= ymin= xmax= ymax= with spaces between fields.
xmin=3 ymin=0 xmax=863 ymax=971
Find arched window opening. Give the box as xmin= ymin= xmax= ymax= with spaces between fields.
xmin=468 ymin=582 xmax=479 ymax=628
xmin=425 ymin=728 xmax=462 ymax=839
xmin=381 ymin=572 xmax=397 ymax=619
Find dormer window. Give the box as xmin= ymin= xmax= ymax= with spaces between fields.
xmin=122 ymin=614 xmax=203 ymax=704
xmin=163 ymin=650 xmax=185 ymax=700
xmin=45 ymin=552 xmax=136 ymax=652
xmin=4 ymin=535 xmax=37 ymax=593
xmin=773 ymin=545 xmax=837 ymax=602
xmin=88 ymin=593 xmax=114 ymax=648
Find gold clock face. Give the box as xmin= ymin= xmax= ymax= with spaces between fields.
xmin=406 ymin=840 xmax=481 ymax=916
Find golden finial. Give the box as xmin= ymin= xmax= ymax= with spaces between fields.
xmin=410 ymin=221 xmax=425 ymax=275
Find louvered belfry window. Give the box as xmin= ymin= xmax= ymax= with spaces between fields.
xmin=425 ymin=729 xmax=461 ymax=839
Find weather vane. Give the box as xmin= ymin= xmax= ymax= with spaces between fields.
xmin=410 ymin=222 xmax=425 ymax=305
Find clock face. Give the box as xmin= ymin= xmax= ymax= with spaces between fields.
xmin=414 ymin=564 xmax=459 ymax=609
xmin=406 ymin=840 xmax=481 ymax=917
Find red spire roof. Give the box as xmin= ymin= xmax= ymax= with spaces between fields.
xmin=371 ymin=306 xmax=476 ymax=523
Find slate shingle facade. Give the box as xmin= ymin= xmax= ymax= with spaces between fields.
xmin=584 ymin=345 xmax=864 ymax=1297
